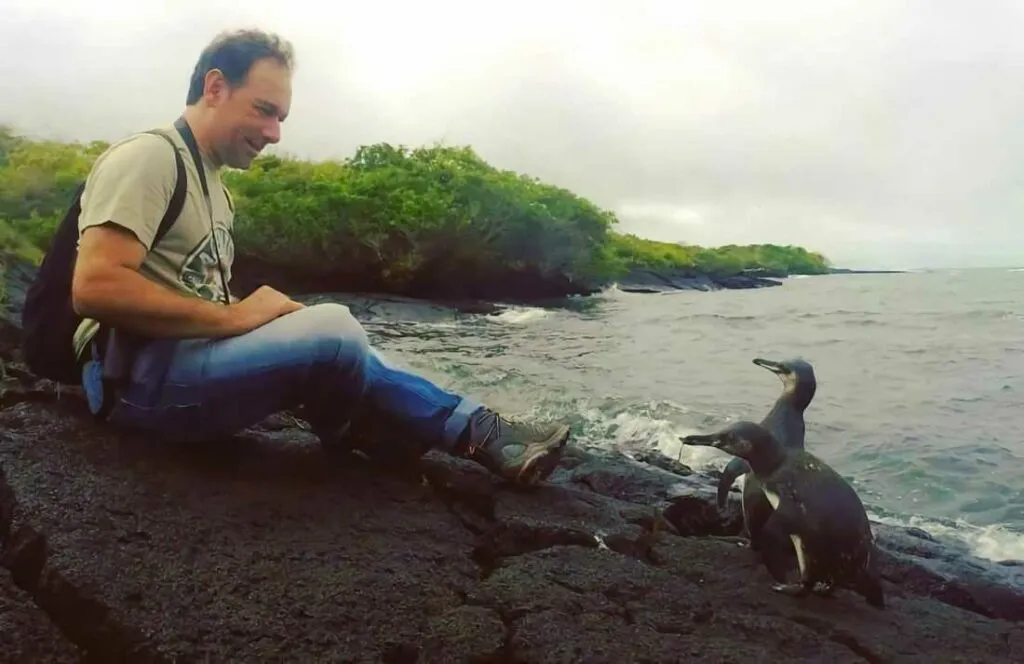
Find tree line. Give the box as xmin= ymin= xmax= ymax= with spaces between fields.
xmin=0 ymin=125 xmax=831 ymax=302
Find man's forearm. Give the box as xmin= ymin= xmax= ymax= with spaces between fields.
xmin=72 ymin=266 xmax=249 ymax=339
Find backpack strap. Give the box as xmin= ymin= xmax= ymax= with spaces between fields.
xmin=223 ymin=185 xmax=235 ymax=214
xmin=172 ymin=116 xmax=231 ymax=305
xmin=142 ymin=129 xmax=187 ymax=248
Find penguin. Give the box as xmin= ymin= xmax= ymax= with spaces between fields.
xmin=716 ymin=357 xmax=817 ymax=551
xmin=682 ymin=420 xmax=885 ymax=609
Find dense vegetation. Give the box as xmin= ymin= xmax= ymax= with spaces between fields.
xmin=0 ymin=125 xmax=831 ymax=302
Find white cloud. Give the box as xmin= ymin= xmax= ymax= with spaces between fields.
xmin=3 ymin=0 xmax=1023 ymax=268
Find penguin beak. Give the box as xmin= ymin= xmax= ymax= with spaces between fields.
xmin=753 ymin=358 xmax=786 ymax=374
xmin=679 ymin=432 xmax=723 ymax=448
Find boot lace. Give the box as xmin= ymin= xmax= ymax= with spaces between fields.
xmin=466 ymin=411 xmax=503 ymax=457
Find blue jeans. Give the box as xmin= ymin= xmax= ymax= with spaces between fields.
xmin=80 ymin=303 xmax=482 ymax=452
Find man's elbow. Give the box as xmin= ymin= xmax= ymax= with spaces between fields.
xmin=71 ymin=266 xmax=119 ymax=319
xmin=72 ymin=225 xmax=147 ymax=319
xmin=71 ymin=272 xmax=101 ymax=318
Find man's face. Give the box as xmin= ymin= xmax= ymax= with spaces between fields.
xmin=206 ymin=57 xmax=292 ymax=169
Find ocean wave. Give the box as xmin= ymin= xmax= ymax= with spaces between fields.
xmin=868 ymin=511 xmax=1024 ymax=564
xmin=684 ymin=313 xmax=759 ymax=322
xmin=578 ymin=404 xmax=733 ymax=470
xmin=488 ymin=306 xmax=551 ymax=325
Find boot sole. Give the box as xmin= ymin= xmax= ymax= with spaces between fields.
xmin=515 ymin=425 xmax=571 ymax=486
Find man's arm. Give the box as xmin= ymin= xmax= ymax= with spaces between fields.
xmin=72 ymin=223 xmax=250 ymax=338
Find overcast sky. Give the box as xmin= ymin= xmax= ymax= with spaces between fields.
xmin=3 ymin=0 xmax=1023 ymax=269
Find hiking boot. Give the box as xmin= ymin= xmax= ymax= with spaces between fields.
xmin=459 ymin=407 xmax=571 ymax=485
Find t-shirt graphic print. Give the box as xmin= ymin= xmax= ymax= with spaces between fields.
xmin=179 ymin=223 xmax=234 ymax=303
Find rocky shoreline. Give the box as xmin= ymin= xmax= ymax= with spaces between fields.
xmin=0 ymin=255 xmax=789 ymax=332
xmin=610 ymin=267 xmax=785 ymax=294
xmin=1 ymin=270 xmax=1023 ymax=661
xmin=226 ymin=254 xmax=796 ymax=302
xmin=2 ymin=250 xmax=901 ymax=323
xmin=227 ymin=256 xmax=907 ymax=301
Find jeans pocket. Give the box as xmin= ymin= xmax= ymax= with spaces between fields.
xmin=121 ymin=339 xmax=210 ymax=410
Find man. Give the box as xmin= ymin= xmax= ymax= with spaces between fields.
xmin=70 ymin=28 xmax=571 ymax=485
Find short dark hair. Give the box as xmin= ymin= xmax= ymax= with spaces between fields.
xmin=186 ymin=28 xmax=295 ymax=105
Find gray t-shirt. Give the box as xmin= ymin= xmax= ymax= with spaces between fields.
xmin=74 ymin=125 xmax=235 ymax=359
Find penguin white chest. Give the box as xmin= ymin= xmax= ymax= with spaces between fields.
xmin=762 ymin=487 xmax=807 ymax=576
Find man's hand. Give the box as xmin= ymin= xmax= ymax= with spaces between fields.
xmin=233 ymin=285 xmax=305 ymax=330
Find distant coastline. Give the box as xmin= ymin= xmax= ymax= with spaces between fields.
xmin=827 ymin=267 xmax=907 ymax=274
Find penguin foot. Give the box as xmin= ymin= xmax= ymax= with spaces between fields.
xmin=812 ymin=582 xmax=836 ymax=598
xmin=771 ymin=582 xmax=811 ymax=598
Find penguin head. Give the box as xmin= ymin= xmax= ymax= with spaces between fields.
xmin=679 ymin=420 xmax=777 ymax=460
xmin=753 ymin=357 xmax=817 ymax=400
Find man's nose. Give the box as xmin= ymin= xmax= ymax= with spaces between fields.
xmin=262 ymin=119 xmax=281 ymax=144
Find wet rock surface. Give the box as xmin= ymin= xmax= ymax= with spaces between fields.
xmin=1 ymin=573 xmax=81 ymax=663
xmin=2 ymin=301 xmax=1024 ymax=661
xmin=1 ymin=373 xmax=1023 ymax=662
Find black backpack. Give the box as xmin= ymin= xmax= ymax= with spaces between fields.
xmin=20 ymin=130 xmax=187 ymax=385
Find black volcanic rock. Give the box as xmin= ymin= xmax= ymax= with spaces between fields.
xmin=2 ymin=267 xmax=1023 ymax=661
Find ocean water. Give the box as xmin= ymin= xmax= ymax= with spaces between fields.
xmin=342 ymin=268 xmax=1024 ymax=563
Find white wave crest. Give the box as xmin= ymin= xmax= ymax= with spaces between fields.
xmin=868 ymin=511 xmax=1024 ymax=563
xmin=488 ymin=306 xmax=551 ymax=325
xmin=575 ymin=404 xmax=734 ymax=471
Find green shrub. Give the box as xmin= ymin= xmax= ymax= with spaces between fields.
xmin=0 ymin=124 xmax=831 ymax=300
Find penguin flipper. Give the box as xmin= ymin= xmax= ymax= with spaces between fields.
xmin=716 ymin=457 xmax=752 ymax=508
xmin=758 ymin=501 xmax=804 ymax=586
